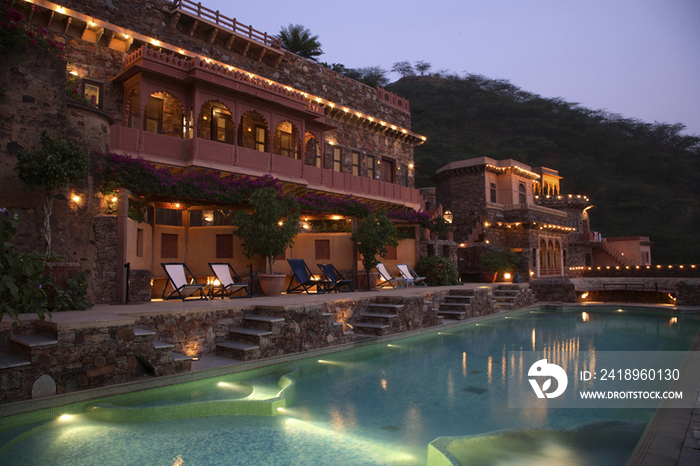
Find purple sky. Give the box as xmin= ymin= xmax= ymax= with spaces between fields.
xmin=207 ymin=0 xmax=700 ymax=136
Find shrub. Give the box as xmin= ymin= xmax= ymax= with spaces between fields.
xmin=0 ymin=208 xmax=49 ymax=324
xmin=416 ymin=255 xmax=459 ymax=286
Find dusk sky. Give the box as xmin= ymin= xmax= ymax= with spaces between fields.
xmin=207 ymin=0 xmax=700 ymax=136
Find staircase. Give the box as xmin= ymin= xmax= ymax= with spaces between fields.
xmin=216 ymin=308 xmax=345 ymax=362
xmin=437 ymin=290 xmax=475 ymax=320
xmin=133 ymin=327 xmax=194 ymax=374
xmin=216 ymin=314 xmax=285 ymax=361
xmin=600 ymin=239 xmax=634 ymax=267
xmin=353 ymin=303 xmax=402 ymax=336
xmin=491 ymin=286 xmax=519 ymax=311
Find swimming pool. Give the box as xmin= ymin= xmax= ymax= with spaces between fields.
xmin=1 ymin=306 xmax=697 ymax=466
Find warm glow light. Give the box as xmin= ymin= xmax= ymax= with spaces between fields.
xmin=111 ymin=196 xmax=117 ymax=202
xmin=72 ymin=195 xmax=81 ymax=202
xmin=670 ymin=317 xmax=678 ymax=325
xmin=581 ymin=292 xmax=589 ymax=299
xmin=331 ymin=215 xmax=341 ymax=220
xmin=151 ymin=39 xmax=160 ymax=46
xmin=69 ymin=70 xmax=79 ymax=76
xmin=58 ymin=414 xmax=72 ymax=421
xmin=503 ymin=273 xmax=512 ymax=280
xmin=276 ymin=407 xmax=284 ymax=412
xmin=582 ymin=312 xmax=589 ymax=322
xmin=174 ymin=203 xmax=180 ymax=208
xmin=408 ymin=163 xmax=414 ymax=169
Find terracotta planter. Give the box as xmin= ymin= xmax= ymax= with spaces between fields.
xmin=259 ymin=273 xmax=286 ymax=296
xmin=357 ymin=271 xmax=379 ymax=290
xmin=481 ymin=272 xmax=497 ymax=283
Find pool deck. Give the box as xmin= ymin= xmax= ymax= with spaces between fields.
xmin=1 ymin=288 xmax=699 ymax=465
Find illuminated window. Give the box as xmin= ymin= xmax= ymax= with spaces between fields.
xmin=255 ymin=126 xmax=266 ymax=152
xmin=333 ymin=147 xmax=342 ymax=172
xmin=82 ymin=80 xmax=103 ymax=109
xmin=212 ymin=107 xmax=234 ymax=144
xmin=352 ymin=151 xmax=360 ymax=176
xmin=366 ymin=155 xmax=376 ymax=179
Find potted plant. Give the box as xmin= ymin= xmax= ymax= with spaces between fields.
xmin=233 ymin=187 xmax=300 ymax=295
xmin=351 ymin=210 xmax=399 ymax=290
xmin=479 ymin=248 xmax=521 ymax=283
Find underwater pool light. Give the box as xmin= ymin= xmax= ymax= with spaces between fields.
xmin=58 ymin=414 xmax=72 ymax=421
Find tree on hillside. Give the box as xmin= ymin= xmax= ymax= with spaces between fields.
xmin=277 ymin=24 xmax=323 ymax=60
xmin=343 ymin=66 xmax=389 ymax=87
xmin=415 ymin=60 xmax=431 ymax=75
xmin=391 ymin=61 xmax=415 ymax=78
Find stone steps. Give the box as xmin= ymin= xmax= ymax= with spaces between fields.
xmin=437 ymin=309 xmax=467 ymax=320
xmin=353 ymin=322 xmax=391 ymax=336
xmin=0 ymin=353 xmax=31 ymax=370
xmin=9 ymin=335 xmax=59 ymax=363
xmin=216 ymin=341 xmax=261 ymax=361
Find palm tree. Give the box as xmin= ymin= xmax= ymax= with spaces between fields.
xmin=277 ymin=24 xmax=323 ymax=61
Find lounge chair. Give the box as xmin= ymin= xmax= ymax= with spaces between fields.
xmin=161 ymin=262 xmax=208 ymax=301
xmin=376 ymin=263 xmax=407 ymax=289
xmin=317 ymin=263 xmax=354 ymax=293
xmin=286 ymin=259 xmax=322 ymax=294
xmin=208 ymin=263 xmax=251 ymax=299
xmin=396 ymin=264 xmax=428 ymax=287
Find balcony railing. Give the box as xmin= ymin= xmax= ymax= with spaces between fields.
xmin=124 ymin=46 xmax=322 ymax=115
xmin=171 ymin=0 xmax=282 ymax=49
xmin=110 ymin=126 xmax=422 ymax=208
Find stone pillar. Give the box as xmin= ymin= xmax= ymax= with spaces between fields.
xmin=115 ymin=188 xmax=130 ymax=303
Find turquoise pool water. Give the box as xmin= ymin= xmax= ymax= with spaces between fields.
xmin=1 ymin=307 xmax=698 ymax=466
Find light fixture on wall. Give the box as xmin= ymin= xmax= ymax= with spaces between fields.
xmin=443 ymin=210 xmax=453 ymax=224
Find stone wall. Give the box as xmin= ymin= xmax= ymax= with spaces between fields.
xmin=0 ymin=319 xmax=181 ymax=404
xmin=92 ymin=215 xmax=118 ymax=303
xmin=0 ymin=44 xmax=113 ymax=304
xmin=529 ymin=278 xmax=577 ymax=302
xmin=676 ymin=281 xmax=700 ymax=306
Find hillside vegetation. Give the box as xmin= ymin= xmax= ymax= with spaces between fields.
xmin=386 ymin=74 xmax=700 ymax=263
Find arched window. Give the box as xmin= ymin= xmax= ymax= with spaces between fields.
xmin=197 ymin=101 xmax=234 ymax=144
xmin=304 ymin=132 xmax=321 ymax=167
xmin=518 ymin=183 xmax=526 ymax=204
xmin=539 ymin=239 xmax=547 ymax=269
xmin=238 ymin=111 xmax=268 ymax=152
xmin=547 ymin=240 xmax=555 ymax=267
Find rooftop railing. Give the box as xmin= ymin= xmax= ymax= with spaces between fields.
xmin=172 ymin=0 xmax=282 ymax=50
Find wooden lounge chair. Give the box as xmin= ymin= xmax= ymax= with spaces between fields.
xmin=286 ymin=258 xmax=322 ymax=294
xmin=161 ymin=262 xmax=207 ymax=301
xmin=376 ymin=263 xmax=406 ymax=289
xmin=396 ymin=264 xmax=428 ymax=287
xmin=317 ymin=263 xmax=354 ymax=293
xmin=208 ymin=263 xmax=251 ymax=299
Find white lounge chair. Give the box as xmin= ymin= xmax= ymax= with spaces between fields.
xmin=376 ymin=263 xmax=406 ymax=289
xmin=208 ymin=263 xmax=251 ymax=299
xmin=396 ymin=264 xmax=428 ymax=287
xmin=161 ymin=263 xmax=207 ymax=301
